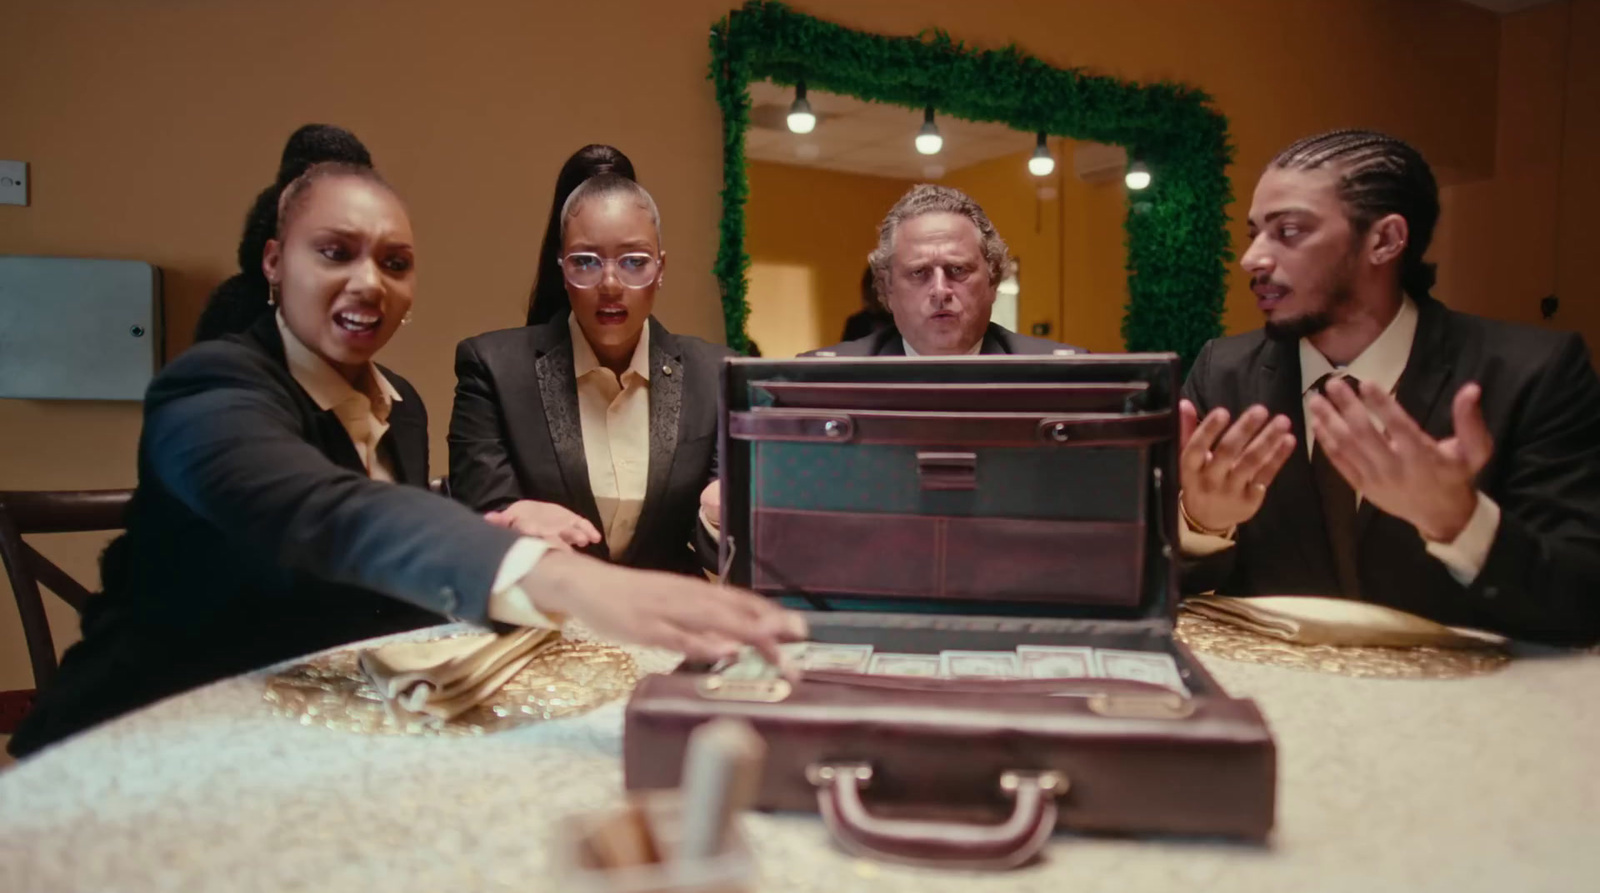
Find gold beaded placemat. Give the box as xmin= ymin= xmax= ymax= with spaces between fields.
xmin=264 ymin=633 xmax=640 ymax=735
xmin=1175 ymin=609 xmax=1510 ymax=679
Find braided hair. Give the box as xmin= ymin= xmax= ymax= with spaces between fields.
xmin=1271 ymin=130 xmax=1440 ymax=300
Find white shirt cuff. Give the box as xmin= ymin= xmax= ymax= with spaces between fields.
xmin=1179 ymin=524 xmax=1238 ymax=557
xmin=1178 ymin=492 xmax=1236 ymax=557
xmin=698 ymin=505 xmax=721 ymax=540
xmin=486 ymin=537 xmax=562 ymax=628
xmin=1424 ymin=492 xmax=1501 ymax=585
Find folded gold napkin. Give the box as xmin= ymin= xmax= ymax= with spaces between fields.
xmin=358 ymin=627 xmax=560 ymax=724
xmin=1181 ymin=595 xmax=1499 ymax=649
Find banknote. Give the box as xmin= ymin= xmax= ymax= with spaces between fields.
xmin=715 ymin=642 xmax=810 ymax=680
xmin=1015 ymin=645 xmax=1097 ymax=679
xmin=866 ymin=652 xmax=942 ymax=677
xmin=800 ymin=643 xmax=874 ymax=673
xmin=939 ymin=650 xmax=1019 ymax=678
xmin=1092 ymin=648 xmax=1187 ymax=694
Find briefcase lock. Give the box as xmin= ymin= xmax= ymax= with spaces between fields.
xmin=1086 ymin=692 xmax=1194 ymax=719
xmin=696 ymin=675 xmax=794 ymax=703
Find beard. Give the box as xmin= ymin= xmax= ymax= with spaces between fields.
xmin=1263 ymin=248 xmax=1359 ymax=342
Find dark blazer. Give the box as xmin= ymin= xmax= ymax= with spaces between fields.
xmin=807 ymin=322 xmax=1082 ymax=357
xmin=1181 ymin=296 xmax=1600 ymax=645
xmin=449 ymin=317 xmax=733 ymax=576
xmin=10 ymin=314 xmax=520 ymax=757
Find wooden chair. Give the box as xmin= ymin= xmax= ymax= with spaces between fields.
xmin=0 ymin=490 xmax=133 ymax=695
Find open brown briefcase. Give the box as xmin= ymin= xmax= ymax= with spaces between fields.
xmin=623 ymin=354 xmax=1276 ymax=869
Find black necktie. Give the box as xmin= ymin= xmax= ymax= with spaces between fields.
xmin=1311 ymin=373 xmax=1362 ymax=599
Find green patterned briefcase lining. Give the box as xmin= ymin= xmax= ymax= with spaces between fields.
xmin=752 ymin=443 xmax=1143 ymax=520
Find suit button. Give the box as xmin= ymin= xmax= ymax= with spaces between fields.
xmin=1483 ymin=585 xmax=1499 ymax=599
xmin=440 ymin=586 xmax=459 ymax=613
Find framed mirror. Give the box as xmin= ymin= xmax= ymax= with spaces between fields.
xmin=709 ymin=1 xmax=1233 ymax=367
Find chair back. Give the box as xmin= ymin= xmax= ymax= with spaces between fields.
xmin=0 ymin=489 xmax=133 ymax=694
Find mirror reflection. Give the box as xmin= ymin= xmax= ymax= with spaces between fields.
xmin=742 ymin=79 xmax=1134 ymax=358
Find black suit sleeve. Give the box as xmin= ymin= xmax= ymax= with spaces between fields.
xmin=1464 ymin=334 xmax=1600 ymax=644
xmin=1179 ymin=338 xmax=1214 ymax=414
xmin=143 ymin=345 xmax=521 ymax=623
xmin=447 ymin=338 xmax=525 ymax=514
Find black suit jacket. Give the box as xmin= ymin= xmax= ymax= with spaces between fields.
xmin=807 ymin=322 xmax=1082 ymax=357
xmin=10 ymin=314 xmax=520 ymax=757
xmin=449 ymin=317 xmax=733 ymax=576
xmin=1181 ymin=296 xmax=1600 ymax=645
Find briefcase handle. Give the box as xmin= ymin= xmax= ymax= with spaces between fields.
xmin=807 ymin=762 xmax=1064 ymax=871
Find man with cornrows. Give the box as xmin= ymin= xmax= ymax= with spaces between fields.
xmin=1177 ymin=129 xmax=1600 ymax=646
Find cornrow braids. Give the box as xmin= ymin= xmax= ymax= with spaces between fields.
xmin=1271 ymin=130 xmax=1440 ymax=299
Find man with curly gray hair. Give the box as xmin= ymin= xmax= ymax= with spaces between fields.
xmin=809 ymin=184 xmax=1076 ymax=357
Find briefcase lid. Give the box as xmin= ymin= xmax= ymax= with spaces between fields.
xmin=718 ymin=353 xmax=1181 ymax=624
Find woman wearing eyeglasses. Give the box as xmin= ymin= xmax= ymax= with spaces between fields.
xmin=449 ymin=174 xmax=731 ymax=575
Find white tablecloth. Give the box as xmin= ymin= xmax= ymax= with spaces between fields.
xmin=2 ymin=625 xmax=1596 ymax=892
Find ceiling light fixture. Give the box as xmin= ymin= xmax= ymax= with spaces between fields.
xmin=915 ymin=105 xmax=943 ymax=155
xmin=1028 ymin=132 xmax=1055 ymax=177
xmin=786 ymin=80 xmax=816 ymax=134
xmin=1125 ymin=160 xmax=1152 ymax=190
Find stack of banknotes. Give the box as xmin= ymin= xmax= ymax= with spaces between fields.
xmin=716 ymin=643 xmax=1187 ymax=694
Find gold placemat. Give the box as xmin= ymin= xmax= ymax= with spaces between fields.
xmin=264 ymin=633 xmax=640 ymax=735
xmin=1176 ymin=609 xmax=1511 ymax=679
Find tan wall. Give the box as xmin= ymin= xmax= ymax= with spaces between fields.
xmin=940 ymin=148 xmax=1065 ymax=342
xmin=1557 ymin=1 xmax=1600 ymax=347
xmin=0 ymin=0 xmax=1517 ymax=689
xmin=744 ymin=161 xmax=911 ymax=355
xmin=1435 ymin=0 xmax=1599 ymax=339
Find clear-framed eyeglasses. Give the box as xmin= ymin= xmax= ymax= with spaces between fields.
xmin=560 ymin=252 xmax=660 ymax=289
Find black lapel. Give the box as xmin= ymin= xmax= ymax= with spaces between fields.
xmin=533 ymin=332 xmax=605 ymax=538
xmin=626 ymin=318 xmax=683 ymax=562
xmin=1354 ymin=297 xmax=1455 ymax=540
xmin=242 ymin=313 xmax=370 ymax=476
xmin=375 ymin=364 xmax=427 ymax=487
xmin=311 ymin=412 xmax=367 ymax=472
xmin=981 ymin=324 xmax=1011 ymax=355
xmin=1259 ymin=336 xmax=1335 ymax=578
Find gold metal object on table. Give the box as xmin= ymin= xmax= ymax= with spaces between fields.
xmin=263 ymin=633 xmax=640 ymax=735
xmin=1176 ymin=609 xmax=1511 ymax=679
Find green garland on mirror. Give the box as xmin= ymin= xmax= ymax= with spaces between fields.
xmin=709 ymin=1 xmax=1233 ymax=365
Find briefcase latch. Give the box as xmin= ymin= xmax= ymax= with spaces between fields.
xmin=917 ymin=451 xmax=977 ymax=491
xmin=696 ymin=675 xmax=793 ymax=703
xmin=1086 ymin=692 xmax=1195 ymax=719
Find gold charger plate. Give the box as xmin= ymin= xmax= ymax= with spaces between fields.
xmin=1176 ymin=609 xmax=1511 ymax=679
xmin=264 ymin=633 xmax=640 ymax=735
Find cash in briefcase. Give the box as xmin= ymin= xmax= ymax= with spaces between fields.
xmin=623 ymin=354 xmax=1275 ymax=869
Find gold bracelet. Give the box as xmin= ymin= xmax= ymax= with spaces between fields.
xmin=1179 ymin=492 xmax=1234 ymax=537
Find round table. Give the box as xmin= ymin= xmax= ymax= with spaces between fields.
xmin=2 ymin=625 xmax=1596 ymax=892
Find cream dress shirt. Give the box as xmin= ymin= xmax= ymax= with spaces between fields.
xmin=1181 ymin=296 xmax=1500 ymax=584
xmin=276 ymin=313 xmax=554 ymax=627
xmin=569 ymin=312 xmax=652 ymax=556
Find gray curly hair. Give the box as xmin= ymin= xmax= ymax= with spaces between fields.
xmin=865 ymin=184 xmax=1012 ymax=306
